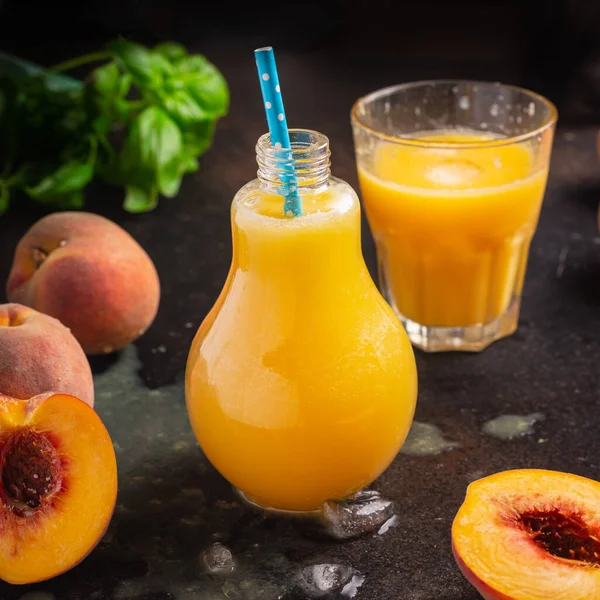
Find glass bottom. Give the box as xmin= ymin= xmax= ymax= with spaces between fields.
xmin=233 ymin=487 xmax=321 ymax=517
xmin=396 ymin=296 xmax=521 ymax=353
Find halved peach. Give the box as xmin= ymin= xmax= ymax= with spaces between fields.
xmin=0 ymin=392 xmax=117 ymax=584
xmin=452 ymin=469 xmax=600 ymax=600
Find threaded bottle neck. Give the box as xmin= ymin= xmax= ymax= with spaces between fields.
xmin=256 ymin=129 xmax=331 ymax=192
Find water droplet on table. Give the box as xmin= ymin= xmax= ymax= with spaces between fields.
xmin=482 ymin=413 xmax=545 ymax=440
xmin=400 ymin=422 xmax=459 ymax=456
xmin=321 ymin=490 xmax=395 ymax=539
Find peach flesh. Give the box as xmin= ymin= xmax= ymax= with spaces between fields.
xmin=452 ymin=469 xmax=600 ymax=600
xmin=452 ymin=541 xmax=513 ymax=600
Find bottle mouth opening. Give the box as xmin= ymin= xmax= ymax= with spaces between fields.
xmin=256 ymin=129 xmax=331 ymax=190
xmin=256 ymin=129 xmax=330 ymax=159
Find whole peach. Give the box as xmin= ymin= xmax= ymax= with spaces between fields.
xmin=0 ymin=303 xmax=94 ymax=406
xmin=6 ymin=212 xmax=160 ymax=355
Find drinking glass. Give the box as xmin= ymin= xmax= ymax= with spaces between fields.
xmin=351 ymin=81 xmax=557 ymax=352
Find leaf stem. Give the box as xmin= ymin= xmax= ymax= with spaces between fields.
xmin=50 ymin=51 xmax=113 ymax=73
xmin=87 ymin=135 xmax=98 ymax=165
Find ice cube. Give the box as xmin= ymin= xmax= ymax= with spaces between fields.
xmin=424 ymin=159 xmax=481 ymax=187
xmin=341 ymin=573 xmax=366 ymax=598
xmin=201 ymin=542 xmax=235 ymax=573
xmin=321 ymin=490 xmax=395 ymax=540
xmin=297 ymin=564 xmax=363 ymax=598
xmin=377 ymin=514 xmax=399 ymax=535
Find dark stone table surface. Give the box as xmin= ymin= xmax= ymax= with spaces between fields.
xmin=0 ymin=39 xmax=600 ymax=600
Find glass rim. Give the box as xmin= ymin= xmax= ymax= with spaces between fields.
xmin=350 ymin=79 xmax=558 ymax=149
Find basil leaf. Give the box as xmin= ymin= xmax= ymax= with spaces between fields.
xmin=158 ymin=158 xmax=183 ymax=197
xmin=118 ymin=106 xmax=183 ymax=210
xmin=183 ymin=122 xmax=216 ymax=156
xmin=182 ymin=155 xmax=199 ymax=174
xmin=26 ymin=161 xmax=94 ymax=201
xmin=94 ymin=62 xmax=131 ymax=97
xmin=172 ymin=55 xmax=229 ymax=118
xmin=94 ymin=62 xmax=120 ymax=96
xmin=124 ymin=185 xmax=157 ymax=212
xmin=120 ymin=106 xmax=182 ymax=176
xmin=162 ymin=90 xmax=208 ymax=127
xmin=90 ymin=62 xmax=132 ymax=127
xmin=154 ymin=42 xmax=187 ymax=62
xmin=110 ymin=40 xmax=172 ymax=86
xmin=92 ymin=114 xmax=112 ymax=136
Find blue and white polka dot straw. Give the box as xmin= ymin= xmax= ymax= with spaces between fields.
xmin=254 ymin=47 xmax=302 ymax=217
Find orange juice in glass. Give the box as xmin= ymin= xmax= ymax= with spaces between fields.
xmin=351 ymin=81 xmax=557 ymax=352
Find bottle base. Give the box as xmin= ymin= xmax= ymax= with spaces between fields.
xmin=233 ymin=488 xmax=322 ymax=517
xmin=396 ymin=296 xmax=520 ymax=353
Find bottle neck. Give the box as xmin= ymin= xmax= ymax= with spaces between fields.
xmin=256 ymin=129 xmax=332 ymax=193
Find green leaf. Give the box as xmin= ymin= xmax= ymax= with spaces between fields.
xmin=158 ymin=158 xmax=183 ymax=197
xmin=176 ymin=149 xmax=199 ymax=176
xmin=117 ymin=106 xmax=183 ymax=207
xmin=182 ymin=155 xmax=199 ymax=174
xmin=150 ymin=53 xmax=174 ymax=76
xmin=120 ymin=106 xmax=182 ymax=177
xmin=120 ymin=73 xmax=132 ymax=97
xmin=92 ymin=113 xmax=112 ymax=136
xmin=109 ymin=40 xmax=171 ymax=85
xmin=154 ymin=42 xmax=187 ymax=62
xmin=94 ymin=62 xmax=121 ymax=96
xmin=161 ymin=90 xmax=208 ymax=127
xmin=173 ymin=55 xmax=229 ymax=118
xmin=90 ymin=61 xmax=133 ymax=126
xmin=117 ymin=99 xmax=136 ymax=120
xmin=25 ymin=161 xmax=94 ymax=201
xmin=124 ymin=185 xmax=157 ymax=212
xmin=183 ymin=121 xmax=216 ymax=155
